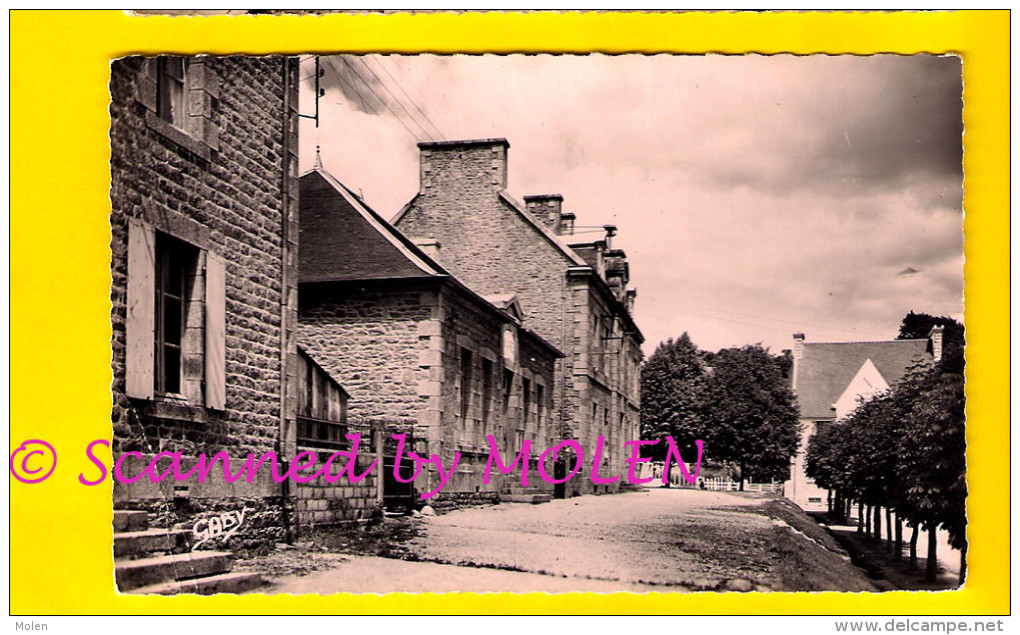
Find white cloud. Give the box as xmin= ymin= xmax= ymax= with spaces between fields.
xmin=300 ymin=53 xmax=965 ymax=354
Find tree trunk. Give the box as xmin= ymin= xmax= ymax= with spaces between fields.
xmin=739 ymin=460 xmax=745 ymax=492
xmin=827 ymin=489 xmax=833 ymax=514
xmin=885 ymin=508 xmax=893 ymax=552
xmin=857 ymin=501 xmax=865 ymax=533
xmin=865 ymin=504 xmax=872 ymax=538
xmin=909 ymin=524 xmax=919 ymax=571
xmin=873 ymin=505 xmax=881 ymax=543
xmin=894 ymin=516 xmax=903 ymax=562
xmin=926 ymin=520 xmax=939 ymax=583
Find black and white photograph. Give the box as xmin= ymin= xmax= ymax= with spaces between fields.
xmin=107 ymin=51 xmax=966 ymax=595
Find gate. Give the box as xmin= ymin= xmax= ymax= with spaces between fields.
xmin=382 ymin=433 xmax=417 ymax=512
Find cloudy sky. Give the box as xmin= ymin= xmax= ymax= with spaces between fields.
xmin=299 ymin=54 xmax=964 ymax=356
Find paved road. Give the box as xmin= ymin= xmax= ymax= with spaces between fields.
xmin=263 ymin=488 xmax=880 ymax=594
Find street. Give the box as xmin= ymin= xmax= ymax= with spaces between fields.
xmin=260 ymin=489 xmax=883 ymax=594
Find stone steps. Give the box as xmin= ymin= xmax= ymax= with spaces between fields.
xmin=113 ymin=508 xmax=263 ymax=595
xmin=114 ymin=528 xmax=192 ymax=558
xmin=113 ymin=510 xmax=149 ymax=532
xmin=116 ymin=551 xmax=235 ymax=591
xmin=129 ymin=570 xmax=265 ymax=596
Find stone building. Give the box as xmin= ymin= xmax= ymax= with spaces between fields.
xmin=784 ymin=329 xmax=942 ymax=509
xmin=298 ymin=167 xmax=563 ymax=507
xmin=392 ymin=138 xmax=643 ymax=496
xmin=109 ymin=55 xmax=305 ymax=591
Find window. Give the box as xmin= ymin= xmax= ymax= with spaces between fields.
xmin=459 ymin=348 xmax=473 ymax=422
xmin=503 ymin=368 xmax=514 ymax=413
xmin=536 ymin=384 xmax=545 ymax=425
xmin=481 ymin=358 xmax=493 ymax=427
xmin=522 ymin=378 xmax=531 ymax=426
xmin=125 ymin=217 xmax=225 ymax=409
xmin=139 ymin=56 xmax=220 ymax=159
xmin=154 ymin=234 xmax=196 ymax=394
xmin=157 ymin=57 xmax=190 ymax=129
xmin=592 ymin=403 xmax=598 ymax=423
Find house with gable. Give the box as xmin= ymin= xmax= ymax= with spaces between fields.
xmin=392 ymin=138 xmax=644 ymax=497
xmin=784 ymin=328 xmax=943 ymax=509
xmin=297 ymin=166 xmax=563 ymax=508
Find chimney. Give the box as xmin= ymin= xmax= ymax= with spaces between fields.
xmin=792 ymin=333 xmax=805 ymax=360
xmin=418 ymin=138 xmax=509 ymax=193
xmin=604 ymin=248 xmax=629 ymax=300
xmin=524 ymin=194 xmax=563 ymax=233
xmin=625 ymin=289 xmax=637 ymax=315
xmin=603 ymin=224 xmax=617 ymax=250
xmin=559 ymin=212 xmax=576 ymax=236
xmin=928 ymin=325 xmax=944 ymax=362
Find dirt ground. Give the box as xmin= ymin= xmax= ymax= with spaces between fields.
xmin=243 ymin=489 xmax=884 ymax=594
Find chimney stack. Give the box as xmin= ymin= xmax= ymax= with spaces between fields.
xmin=559 ymin=212 xmax=576 ymax=236
xmin=524 ymin=194 xmax=563 ymax=233
xmin=793 ymin=333 xmax=805 ymax=360
xmin=928 ymin=325 xmax=944 ymax=362
xmin=418 ymin=138 xmax=509 ymax=193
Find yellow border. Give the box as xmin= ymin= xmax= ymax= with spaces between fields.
xmin=9 ymin=9 xmax=1009 ymax=615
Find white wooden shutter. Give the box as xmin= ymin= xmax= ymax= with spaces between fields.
xmin=204 ymin=252 xmax=226 ymax=409
xmin=125 ymin=219 xmax=155 ymax=399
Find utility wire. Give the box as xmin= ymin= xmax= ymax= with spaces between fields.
xmin=350 ymin=56 xmax=441 ymax=141
xmin=334 ymin=56 xmax=427 ymax=143
xmin=324 ymin=56 xmax=425 ymax=144
xmin=381 ymin=55 xmax=456 ymax=134
xmin=366 ymin=55 xmax=445 ymax=139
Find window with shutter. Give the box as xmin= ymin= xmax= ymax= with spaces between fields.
xmin=125 ymin=219 xmax=155 ymax=399
xmin=123 ymin=218 xmax=225 ymax=410
xmin=204 ymin=253 xmax=226 ymax=409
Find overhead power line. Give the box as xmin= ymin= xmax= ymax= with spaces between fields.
xmin=365 ymin=56 xmax=445 ymax=139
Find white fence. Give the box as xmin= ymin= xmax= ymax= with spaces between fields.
xmin=638 ymin=462 xmax=783 ymax=493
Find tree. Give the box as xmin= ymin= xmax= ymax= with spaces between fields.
xmin=806 ymin=312 xmax=967 ymax=584
xmin=700 ymin=345 xmax=801 ymax=487
xmin=639 ymin=333 xmax=710 ymax=460
xmin=897 ymin=362 xmax=967 ymax=582
xmin=898 ymin=311 xmax=966 ymax=375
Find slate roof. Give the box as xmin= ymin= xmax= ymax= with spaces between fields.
xmin=299 ymin=169 xmax=445 ymax=283
xmin=298 ymin=168 xmax=564 ymax=360
xmin=795 ymin=339 xmax=932 ymax=420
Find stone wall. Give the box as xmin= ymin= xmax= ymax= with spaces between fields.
xmin=298 ymin=278 xmax=559 ymax=505
xmin=293 ymin=437 xmax=384 ymax=530
xmin=299 ymin=284 xmax=432 ymax=426
xmin=109 ymin=56 xmax=300 ymax=547
xmin=396 ymin=138 xmax=644 ymax=498
xmin=395 ymin=140 xmax=576 ymax=436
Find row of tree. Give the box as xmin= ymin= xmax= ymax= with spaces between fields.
xmin=805 ymin=313 xmax=966 ymax=584
xmin=640 ymin=334 xmax=800 ymax=486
